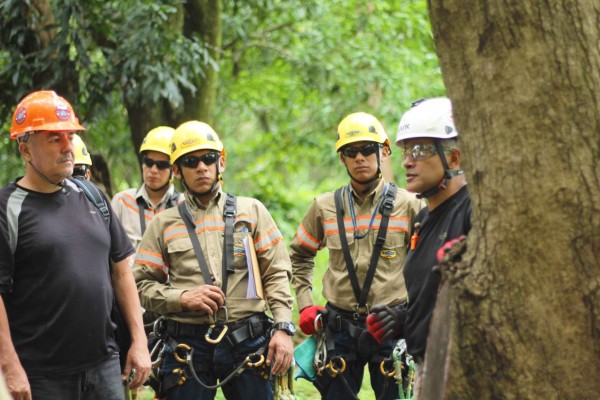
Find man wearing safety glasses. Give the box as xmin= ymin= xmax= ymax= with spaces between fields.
xmin=366 ymin=97 xmax=472 ymax=397
xmin=289 ymin=112 xmax=423 ymax=399
xmin=132 ymin=121 xmax=295 ymax=399
xmin=112 ymin=126 xmax=183 ymax=250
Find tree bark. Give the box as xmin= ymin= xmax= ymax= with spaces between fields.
xmin=126 ymin=0 xmax=222 ymax=155
xmin=425 ymin=1 xmax=600 ymax=398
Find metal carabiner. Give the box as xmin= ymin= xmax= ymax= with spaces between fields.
xmin=245 ymin=353 xmax=265 ymax=368
xmin=174 ymin=343 xmax=192 ymax=364
xmin=379 ymin=358 xmax=396 ymax=378
xmin=205 ymin=323 xmax=228 ymax=344
xmin=326 ymin=356 xmax=346 ymax=377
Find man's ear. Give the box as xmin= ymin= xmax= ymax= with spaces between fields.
xmin=219 ymin=155 xmax=226 ymax=173
xmin=448 ymin=149 xmax=461 ymax=169
xmin=18 ymin=142 xmax=32 ymax=162
xmin=339 ymin=152 xmax=346 ymax=165
xmin=172 ymin=163 xmax=182 ymax=179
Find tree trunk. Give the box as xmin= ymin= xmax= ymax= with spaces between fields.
xmin=126 ymin=0 xmax=222 ymax=154
xmin=424 ymin=1 xmax=600 ymax=398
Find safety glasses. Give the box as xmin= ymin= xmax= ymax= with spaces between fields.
xmin=180 ymin=152 xmax=220 ymax=169
xmin=142 ymin=157 xmax=171 ymax=170
xmin=401 ymin=144 xmax=449 ymax=161
xmin=341 ymin=143 xmax=381 ymax=158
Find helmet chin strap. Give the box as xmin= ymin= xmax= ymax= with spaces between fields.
xmin=417 ymin=140 xmax=463 ymax=199
xmin=180 ymin=162 xmax=222 ymax=199
xmin=28 ymin=161 xmax=67 ymax=191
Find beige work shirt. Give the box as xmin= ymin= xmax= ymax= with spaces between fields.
xmin=133 ymin=189 xmax=293 ymax=324
xmin=290 ymin=179 xmax=424 ymax=312
xmin=111 ymin=184 xmax=183 ymax=249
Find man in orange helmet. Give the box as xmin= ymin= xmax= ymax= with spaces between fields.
xmin=0 ymin=90 xmax=150 ymax=400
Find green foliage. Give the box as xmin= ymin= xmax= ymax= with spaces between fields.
xmin=218 ymin=0 xmax=444 ymax=236
xmin=0 ymin=0 xmax=443 ymax=232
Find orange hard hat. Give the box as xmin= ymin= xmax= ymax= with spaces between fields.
xmin=9 ymin=90 xmax=85 ymax=140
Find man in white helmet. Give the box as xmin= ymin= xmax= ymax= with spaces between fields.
xmin=366 ymin=97 xmax=472 ymax=394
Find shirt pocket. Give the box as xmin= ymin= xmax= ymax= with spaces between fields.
xmin=325 ymin=231 xmax=355 ymax=272
xmin=376 ymin=231 xmax=406 ymax=269
xmin=232 ymin=232 xmax=250 ymax=270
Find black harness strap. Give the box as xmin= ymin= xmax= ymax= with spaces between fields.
xmin=70 ymin=177 xmax=110 ymax=229
xmin=137 ymin=199 xmax=147 ymax=235
xmin=333 ymin=183 xmax=398 ymax=308
xmin=138 ymin=189 xmax=181 ymax=235
xmin=178 ymin=202 xmax=214 ymax=285
xmin=221 ymin=193 xmax=237 ymax=295
xmin=177 ymin=193 xmax=237 ymax=293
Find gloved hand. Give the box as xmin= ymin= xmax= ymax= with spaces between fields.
xmin=298 ymin=305 xmax=325 ymax=335
xmin=436 ymin=235 xmax=467 ymax=266
xmin=366 ymin=304 xmax=407 ymax=344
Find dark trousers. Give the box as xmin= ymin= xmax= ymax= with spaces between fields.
xmin=29 ymin=353 xmax=124 ymax=400
xmin=161 ymin=333 xmax=273 ymax=400
xmin=316 ymin=327 xmax=399 ymax=400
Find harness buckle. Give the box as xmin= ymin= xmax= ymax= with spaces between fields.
xmin=173 ymin=343 xmax=191 ymax=364
xmin=353 ymin=304 xmax=370 ymax=320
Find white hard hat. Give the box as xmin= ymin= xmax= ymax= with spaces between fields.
xmin=395 ymin=97 xmax=457 ymax=144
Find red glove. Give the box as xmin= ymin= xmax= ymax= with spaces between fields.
xmin=436 ymin=235 xmax=467 ymax=266
xmin=366 ymin=304 xmax=407 ymax=344
xmin=299 ymin=305 xmax=325 ymax=335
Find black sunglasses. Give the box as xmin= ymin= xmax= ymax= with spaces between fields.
xmin=142 ymin=157 xmax=171 ymax=170
xmin=341 ymin=143 xmax=381 ymax=158
xmin=180 ymin=152 xmax=220 ymax=169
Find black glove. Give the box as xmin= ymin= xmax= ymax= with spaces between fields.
xmin=366 ymin=304 xmax=407 ymax=344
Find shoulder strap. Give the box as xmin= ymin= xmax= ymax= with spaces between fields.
xmin=70 ymin=178 xmax=110 ymax=230
xmin=221 ymin=193 xmax=237 ymax=295
xmin=358 ymin=183 xmax=397 ymax=306
xmin=334 ymin=186 xmax=362 ymax=304
xmin=334 ymin=184 xmax=398 ymax=309
xmin=177 ymin=202 xmax=214 ymax=285
xmin=136 ymin=197 xmax=147 ymax=235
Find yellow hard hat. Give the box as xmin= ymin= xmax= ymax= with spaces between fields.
xmin=72 ymin=134 xmax=92 ymax=166
xmin=335 ymin=112 xmax=390 ymax=152
xmin=170 ymin=121 xmax=225 ymax=164
xmin=139 ymin=126 xmax=175 ymax=156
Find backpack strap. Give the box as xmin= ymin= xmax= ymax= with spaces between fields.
xmin=70 ymin=177 xmax=110 ymax=230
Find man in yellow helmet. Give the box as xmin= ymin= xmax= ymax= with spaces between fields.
xmin=71 ymin=133 xmax=93 ymax=180
xmin=289 ymin=112 xmax=423 ymax=399
xmin=0 ymin=90 xmax=151 ymax=400
xmin=133 ymin=121 xmax=295 ymax=399
xmin=112 ymin=126 xmax=183 ymax=249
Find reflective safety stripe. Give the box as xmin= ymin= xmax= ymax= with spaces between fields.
xmin=323 ymin=215 xmax=410 ymax=236
xmin=163 ymin=216 xmax=259 ymax=243
xmin=135 ymin=249 xmax=169 ymax=276
xmin=255 ymin=226 xmax=283 ymax=253
xmin=118 ymin=194 xmax=155 ymax=221
xmin=295 ymin=223 xmax=319 ymax=252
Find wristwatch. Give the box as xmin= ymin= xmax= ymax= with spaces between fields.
xmin=272 ymin=321 xmax=296 ymax=336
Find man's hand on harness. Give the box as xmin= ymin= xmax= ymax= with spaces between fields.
xmin=180 ymin=285 xmax=225 ymax=314
xmin=298 ymin=305 xmax=325 ymax=335
xmin=266 ymin=330 xmax=294 ymax=376
xmin=366 ymin=304 xmax=407 ymax=344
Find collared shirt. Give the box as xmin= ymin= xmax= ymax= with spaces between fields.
xmin=111 ymin=184 xmax=182 ymax=248
xmin=290 ymin=179 xmax=424 ymax=312
xmin=133 ymin=189 xmax=293 ymax=324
